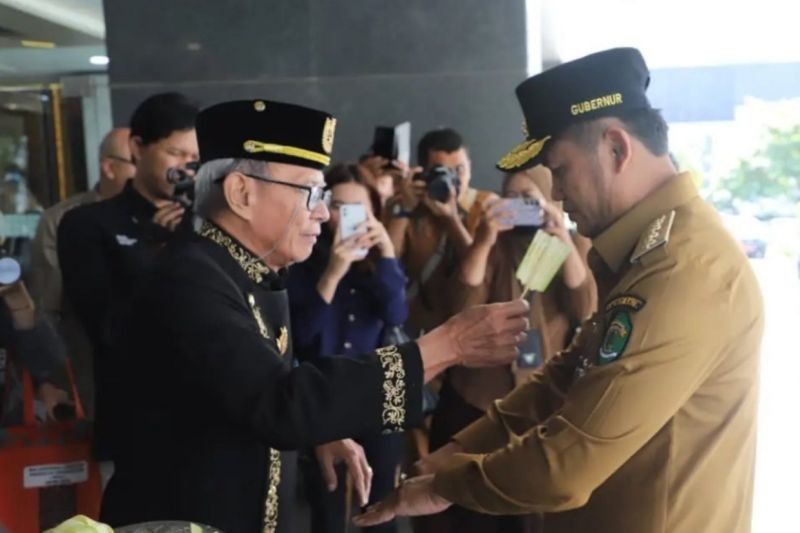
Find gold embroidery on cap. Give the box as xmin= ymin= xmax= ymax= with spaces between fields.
xmin=570 ymin=92 xmax=623 ymax=116
xmin=322 ymin=117 xmax=336 ymax=155
xmin=497 ymin=135 xmax=551 ymax=170
xmin=243 ymin=139 xmax=331 ymax=166
xmin=254 ymin=100 xmax=266 ymax=112
xmin=521 ymin=120 xmax=529 ymax=137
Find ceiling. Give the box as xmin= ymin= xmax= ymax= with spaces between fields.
xmin=0 ymin=0 xmax=106 ymax=82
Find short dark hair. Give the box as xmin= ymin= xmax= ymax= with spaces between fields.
xmin=129 ymin=92 xmax=199 ymax=145
xmin=417 ymin=127 xmax=465 ymax=167
xmin=562 ymin=108 xmax=669 ymax=157
xmin=325 ymin=162 xmax=382 ymax=218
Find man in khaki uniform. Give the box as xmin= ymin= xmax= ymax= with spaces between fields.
xmin=356 ymin=47 xmax=764 ymax=533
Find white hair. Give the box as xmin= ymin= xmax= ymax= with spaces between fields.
xmin=193 ymin=158 xmax=269 ymax=220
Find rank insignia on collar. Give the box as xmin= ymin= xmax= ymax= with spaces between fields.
xmin=277 ymin=326 xmax=289 ymax=356
xmin=631 ymin=210 xmax=676 ymax=263
xmin=597 ymin=310 xmax=632 ymax=365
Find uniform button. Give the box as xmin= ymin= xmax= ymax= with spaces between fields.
xmin=349 ymin=288 xmax=356 ymax=295
xmin=344 ymin=341 xmax=352 ymax=350
xmin=348 ymin=314 xmax=356 ymax=322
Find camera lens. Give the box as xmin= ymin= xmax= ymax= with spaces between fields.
xmin=427 ymin=178 xmax=451 ymax=203
xmin=166 ymin=167 xmax=183 ymax=184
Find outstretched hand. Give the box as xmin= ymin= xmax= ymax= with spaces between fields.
xmin=353 ymin=474 xmax=451 ymax=527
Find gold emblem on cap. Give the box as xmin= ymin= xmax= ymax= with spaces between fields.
xmin=322 ymin=117 xmax=336 ymax=155
xmin=254 ymin=100 xmax=266 ymax=112
xmin=497 ymin=135 xmax=552 ymax=170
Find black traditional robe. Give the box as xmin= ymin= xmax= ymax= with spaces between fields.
xmin=101 ymin=221 xmax=422 ymax=533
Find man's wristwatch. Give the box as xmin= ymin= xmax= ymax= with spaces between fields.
xmin=391 ymin=202 xmax=414 ymax=218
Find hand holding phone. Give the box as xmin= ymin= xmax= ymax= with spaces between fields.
xmin=339 ymin=204 xmax=369 ymax=259
xmin=502 ymin=198 xmax=544 ymax=227
xmin=371 ymin=122 xmax=411 ymax=166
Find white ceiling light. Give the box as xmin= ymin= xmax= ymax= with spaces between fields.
xmin=89 ymin=55 xmax=109 ymax=65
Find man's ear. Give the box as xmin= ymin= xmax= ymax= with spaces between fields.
xmin=99 ymin=157 xmax=114 ymax=181
xmin=603 ymin=125 xmax=633 ymax=173
xmin=223 ymin=172 xmax=255 ymax=221
xmin=129 ymin=136 xmax=143 ymax=165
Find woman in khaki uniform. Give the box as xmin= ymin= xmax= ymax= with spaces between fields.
xmin=422 ymin=165 xmax=596 ymax=533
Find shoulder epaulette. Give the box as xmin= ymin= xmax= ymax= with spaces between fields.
xmin=630 ymin=210 xmax=676 ymax=263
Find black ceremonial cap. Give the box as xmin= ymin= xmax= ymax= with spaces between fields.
xmin=497 ymin=47 xmax=652 ymax=172
xmin=196 ymin=99 xmax=337 ymax=170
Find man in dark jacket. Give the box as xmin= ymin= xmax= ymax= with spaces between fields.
xmin=58 ymin=93 xmax=199 ymax=460
xmin=100 ymin=99 xmax=529 ymax=533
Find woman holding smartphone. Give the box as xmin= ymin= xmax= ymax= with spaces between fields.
xmin=287 ymin=163 xmax=407 ymax=533
xmin=421 ymin=165 xmax=597 ymax=533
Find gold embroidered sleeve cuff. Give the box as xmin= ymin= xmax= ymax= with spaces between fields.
xmin=377 ymin=342 xmax=423 ymax=433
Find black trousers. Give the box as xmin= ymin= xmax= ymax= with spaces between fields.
xmin=302 ymin=432 xmax=403 ymax=533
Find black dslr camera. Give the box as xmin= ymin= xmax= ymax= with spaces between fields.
xmin=166 ymin=161 xmax=200 ymax=208
xmin=416 ymin=165 xmax=459 ymax=203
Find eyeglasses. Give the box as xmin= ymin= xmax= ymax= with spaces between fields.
xmin=243 ymin=173 xmax=327 ymax=210
xmin=106 ymin=155 xmax=135 ymax=166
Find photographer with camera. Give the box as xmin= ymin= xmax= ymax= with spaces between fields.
xmin=57 ymin=92 xmax=199 ymax=464
xmin=386 ymin=128 xmax=491 ymax=338
xmin=416 ymin=165 xmax=596 ymax=533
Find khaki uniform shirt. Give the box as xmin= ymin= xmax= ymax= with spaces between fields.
xmin=403 ymin=187 xmax=491 ymax=335
xmin=30 ymin=189 xmax=100 ymax=314
xmin=29 ymin=189 xmax=100 ymax=416
xmin=448 ymin=231 xmax=597 ymax=412
xmin=433 ymin=172 xmax=764 ymax=533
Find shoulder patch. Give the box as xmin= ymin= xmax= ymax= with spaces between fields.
xmin=605 ymin=295 xmax=646 ymax=313
xmin=597 ymin=310 xmax=633 ymax=365
xmin=630 ymin=210 xmax=676 ymax=263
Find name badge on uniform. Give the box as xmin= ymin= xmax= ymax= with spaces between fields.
xmin=517 ymin=329 xmax=544 ymax=369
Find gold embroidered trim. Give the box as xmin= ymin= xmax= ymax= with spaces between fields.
xmin=248 ymin=294 xmax=270 ymax=339
xmin=263 ymin=448 xmax=282 ymax=533
xmin=497 ymin=135 xmax=552 ymax=170
xmin=248 ymin=288 xmax=283 ymax=533
xmin=243 ymin=139 xmax=331 ymax=166
xmin=199 ymin=221 xmax=271 ymax=283
xmin=277 ymin=326 xmax=289 ymax=356
xmin=376 ymin=345 xmax=406 ymax=433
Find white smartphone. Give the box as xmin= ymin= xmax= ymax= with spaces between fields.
xmin=339 ymin=203 xmax=368 ymax=258
xmin=503 ymin=198 xmax=544 ymax=227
